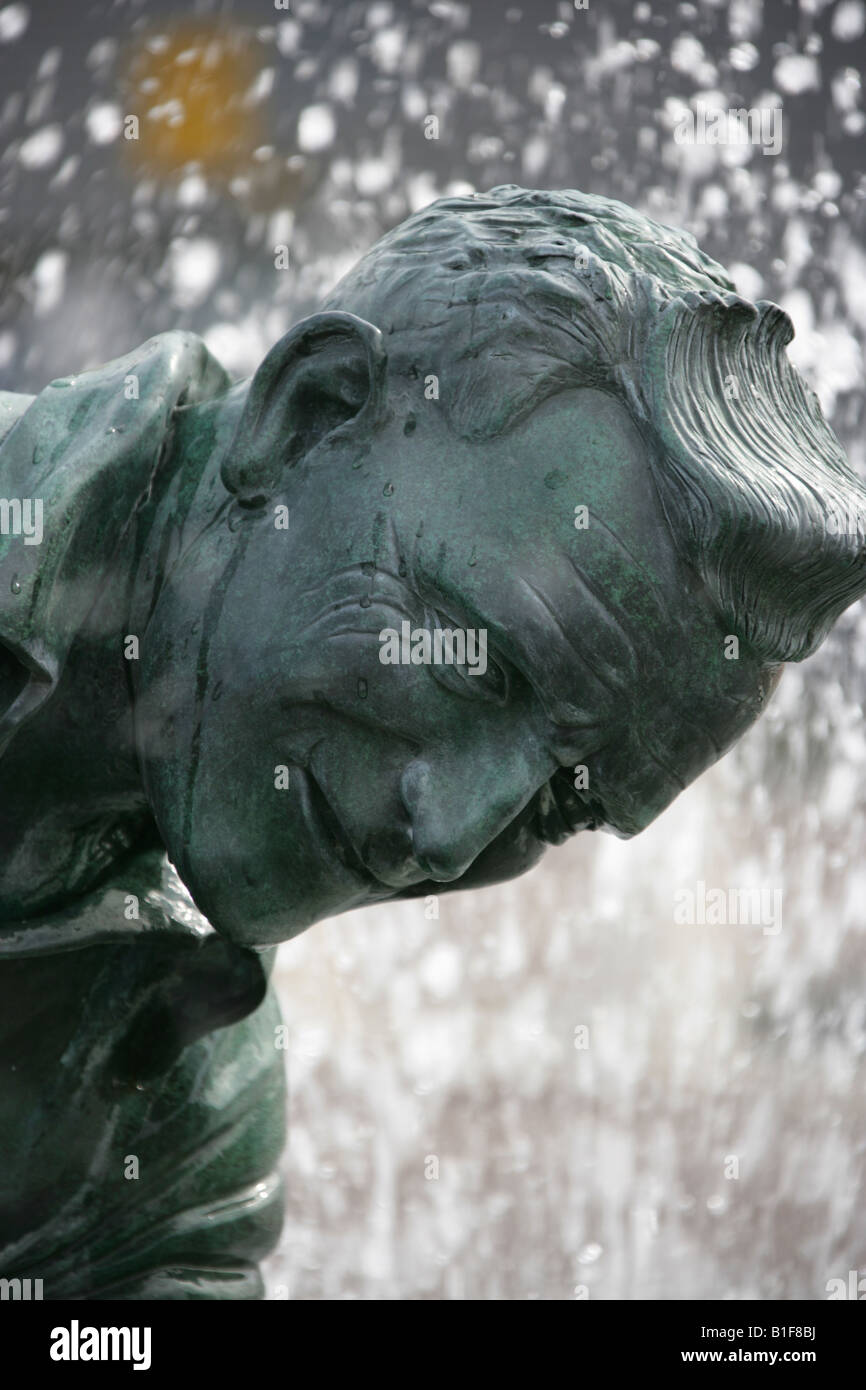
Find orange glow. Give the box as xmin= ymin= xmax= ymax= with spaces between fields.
xmin=120 ymin=21 xmax=267 ymax=180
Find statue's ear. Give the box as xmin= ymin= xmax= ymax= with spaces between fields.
xmin=222 ymin=310 xmax=387 ymax=507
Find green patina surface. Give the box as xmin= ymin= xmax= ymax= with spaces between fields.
xmin=1 ymin=187 xmax=865 ymax=1298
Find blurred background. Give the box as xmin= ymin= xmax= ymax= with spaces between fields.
xmin=1 ymin=0 xmax=865 ymax=1299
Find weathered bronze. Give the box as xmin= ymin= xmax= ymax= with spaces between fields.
xmin=2 ymin=186 xmax=864 ymax=1298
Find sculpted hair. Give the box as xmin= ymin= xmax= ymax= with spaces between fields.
xmin=322 ymin=184 xmax=866 ymax=662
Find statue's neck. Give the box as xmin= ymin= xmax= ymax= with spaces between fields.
xmin=127 ymin=377 xmax=252 ymax=641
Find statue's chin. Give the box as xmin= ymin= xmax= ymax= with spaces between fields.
xmin=179 ymin=857 xmax=377 ymax=947
xmin=169 ymin=772 xmax=560 ymax=946
xmin=181 ymin=830 xmax=547 ymax=947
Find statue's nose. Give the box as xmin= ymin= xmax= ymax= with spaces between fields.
xmin=400 ymin=755 xmax=541 ymax=883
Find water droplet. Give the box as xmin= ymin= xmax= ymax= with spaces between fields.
xmin=383 ymin=481 xmax=394 ymax=496
xmin=359 ymin=594 xmax=371 ymax=608
xmin=10 ymin=575 xmax=20 ymax=594
xmin=468 ymin=546 xmax=477 ymax=567
xmin=577 ymin=1242 xmax=603 ymax=1265
xmin=357 ymin=677 xmax=368 ymax=699
xmin=212 ymin=680 xmax=223 ymax=702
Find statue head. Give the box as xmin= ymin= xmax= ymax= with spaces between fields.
xmin=135 ymin=185 xmax=866 ymax=946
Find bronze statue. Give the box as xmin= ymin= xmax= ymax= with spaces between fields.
xmin=1 ymin=186 xmax=864 ymax=1298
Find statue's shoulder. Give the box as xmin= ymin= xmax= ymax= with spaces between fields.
xmin=0 ymin=333 xmax=230 ymax=757
xmin=0 ymin=330 xmax=229 ymax=477
xmin=0 ymin=331 xmax=227 ymax=452
xmin=0 ymin=844 xmax=198 ymax=957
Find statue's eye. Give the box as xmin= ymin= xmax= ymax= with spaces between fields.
xmin=424 ymin=609 xmax=509 ymax=704
xmin=430 ymin=651 xmax=508 ymax=703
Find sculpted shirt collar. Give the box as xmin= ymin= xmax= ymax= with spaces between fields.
xmin=0 ymin=331 xmax=229 ymax=761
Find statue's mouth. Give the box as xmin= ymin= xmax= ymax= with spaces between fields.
xmin=301 ymin=763 xmax=609 ymax=901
